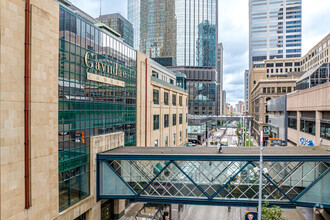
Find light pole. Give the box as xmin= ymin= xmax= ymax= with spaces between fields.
xmin=258 ymin=131 xmax=264 ymax=220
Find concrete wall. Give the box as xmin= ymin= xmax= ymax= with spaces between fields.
xmin=0 ymin=0 xmax=59 ymax=219
xmin=287 ymin=83 xmax=330 ymax=146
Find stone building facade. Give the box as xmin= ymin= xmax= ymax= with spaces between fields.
xmin=136 ymin=52 xmax=188 ymax=147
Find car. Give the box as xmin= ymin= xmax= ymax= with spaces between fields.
xmin=188 ymin=142 xmax=196 ymax=147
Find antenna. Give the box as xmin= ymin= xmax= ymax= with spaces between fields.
xmin=99 ymin=0 xmax=102 ymax=18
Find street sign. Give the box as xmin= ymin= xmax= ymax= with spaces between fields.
xmin=263 ymin=126 xmax=269 ymax=135
xmin=245 ymin=211 xmax=257 ymax=220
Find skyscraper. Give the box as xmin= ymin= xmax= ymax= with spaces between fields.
xmin=128 ymin=0 xmax=140 ymax=49
xmin=128 ymin=0 xmax=177 ymax=60
xmin=217 ymin=43 xmax=224 ymax=114
xmin=196 ymin=20 xmax=216 ymax=67
xmin=128 ymin=0 xmax=218 ymax=67
xmin=176 ymin=0 xmax=218 ymax=66
xmin=249 ymin=0 xmax=302 ymax=68
xmin=97 ymin=13 xmax=134 ymax=47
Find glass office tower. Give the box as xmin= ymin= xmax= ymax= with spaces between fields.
xmin=128 ymin=0 xmax=140 ymax=49
xmin=196 ymin=20 xmax=216 ymax=67
xmin=249 ymin=0 xmax=302 ymax=68
xmin=176 ymin=0 xmax=218 ymax=66
xmin=59 ymin=6 xmax=136 ymax=210
xmin=140 ymin=0 xmax=177 ymax=59
xmin=128 ymin=0 xmax=218 ymax=67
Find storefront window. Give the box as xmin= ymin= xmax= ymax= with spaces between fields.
xmin=300 ymin=118 xmax=315 ymax=135
xmin=288 ymin=117 xmax=297 ymax=129
xmin=320 ymin=120 xmax=330 ymax=140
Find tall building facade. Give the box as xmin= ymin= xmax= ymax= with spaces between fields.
xmin=217 ymin=43 xmax=224 ymax=114
xmin=128 ymin=0 xmax=177 ymax=60
xmin=249 ymin=0 xmax=302 ymax=68
xmin=196 ymin=20 xmax=216 ymax=67
xmin=168 ymin=66 xmax=220 ymax=115
xmin=176 ymin=0 xmax=218 ymax=66
xmin=244 ymin=69 xmax=250 ymax=113
xmin=128 ymin=0 xmax=218 ymax=67
xmin=97 ymin=13 xmax=134 ymax=47
xmin=128 ymin=0 xmax=140 ymax=49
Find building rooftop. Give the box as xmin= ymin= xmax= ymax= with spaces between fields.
xmin=98 ymin=146 xmax=330 ymax=161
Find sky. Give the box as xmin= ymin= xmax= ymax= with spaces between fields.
xmin=70 ymin=0 xmax=330 ymax=105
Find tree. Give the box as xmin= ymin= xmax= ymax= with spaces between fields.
xmin=261 ymin=201 xmax=287 ymax=220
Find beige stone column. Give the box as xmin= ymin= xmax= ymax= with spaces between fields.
xmin=315 ymin=111 xmax=322 ymax=146
xmin=113 ymin=199 xmax=126 ymax=219
xmin=297 ymin=111 xmax=302 ymax=145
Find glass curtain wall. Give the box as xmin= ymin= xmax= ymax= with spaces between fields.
xmin=188 ymin=82 xmax=216 ymax=115
xmin=59 ymin=6 xmax=137 ymax=211
xmin=176 ymin=0 xmax=217 ymax=66
xmin=249 ymin=0 xmax=302 ymax=67
xmin=140 ymin=0 xmax=177 ymax=59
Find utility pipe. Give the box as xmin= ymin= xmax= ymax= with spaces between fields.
xmin=24 ymin=0 xmax=31 ymax=209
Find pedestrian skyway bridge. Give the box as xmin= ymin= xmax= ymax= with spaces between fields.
xmin=97 ymin=147 xmax=329 ymax=208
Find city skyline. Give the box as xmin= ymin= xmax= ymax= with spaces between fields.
xmin=71 ymin=0 xmax=330 ymax=105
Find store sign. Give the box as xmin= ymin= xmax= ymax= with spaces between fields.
xmin=263 ymin=126 xmax=269 ymax=135
xmin=87 ymin=72 xmax=125 ymax=87
xmin=300 ymin=137 xmax=314 ymax=146
xmin=84 ymin=52 xmax=128 ymax=79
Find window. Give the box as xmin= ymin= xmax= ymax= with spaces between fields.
xmin=179 ymin=96 xmax=182 ymax=106
xmin=154 ymin=140 xmax=158 ymax=147
xmin=180 ymin=131 xmax=182 ymax=142
xmin=288 ymin=87 xmax=292 ymax=93
xmin=282 ymin=87 xmax=287 ymax=93
xmin=277 ymin=87 xmax=281 ymax=93
xmin=263 ymin=88 xmax=267 ymax=93
xmin=152 ymin=71 xmax=158 ymax=78
xmin=164 ymin=114 xmax=169 ymax=128
xmin=165 ymin=136 xmax=168 ymax=147
xmin=164 ymin=92 xmax=169 ymax=105
xmin=172 ymin=94 xmax=176 ymax=106
xmin=153 ymin=89 xmax=159 ymax=104
xmin=288 ymin=117 xmax=297 ymax=129
xmin=170 ymin=79 xmax=174 ymax=85
xmin=179 ymin=114 xmax=182 ymax=124
xmin=173 ymin=133 xmax=176 ymax=146
xmin=172 ymin=114 xmax=176 ymax=126
xmin=300 ymin=118 xmax=315 ymax=135
xmin=153 ymin=115 xmax=159 ymax=130
xmin=186 ymin=113 xmax=188 ymax=123
xmin=320 ymin=121 xmax=330 ymax=140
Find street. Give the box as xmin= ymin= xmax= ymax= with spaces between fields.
xmin=182 ymin=205 xmax=256 ymax=220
